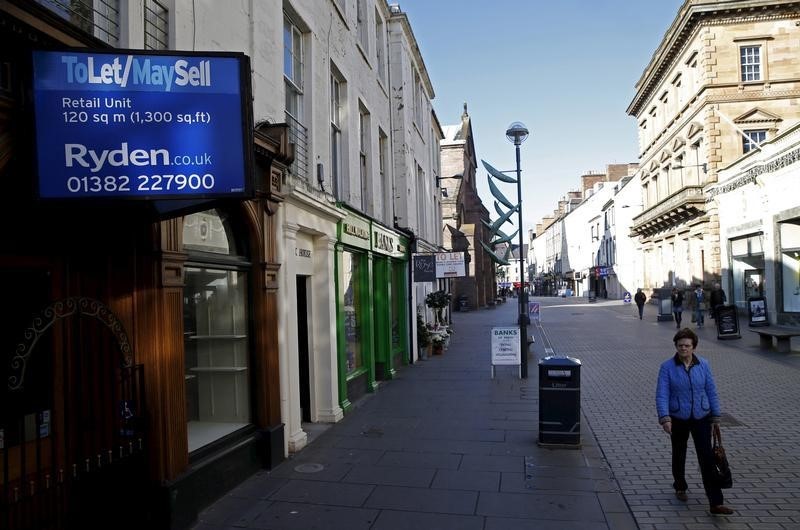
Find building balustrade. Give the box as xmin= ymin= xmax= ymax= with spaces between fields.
xmin=630 ymin=185 xmax=705 ymax=237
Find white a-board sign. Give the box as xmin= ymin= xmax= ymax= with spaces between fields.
xmin=491 ymin=327 xmax=521 ymax=378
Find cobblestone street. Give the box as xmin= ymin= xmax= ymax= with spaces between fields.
xmin=536 ymin=296 xmax=800 ymax=528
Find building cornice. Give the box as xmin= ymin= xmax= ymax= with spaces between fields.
xmin=628 ymin=0 xmax=800 ymax=117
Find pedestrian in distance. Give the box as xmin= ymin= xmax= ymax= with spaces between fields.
xmin=634 ymin=288 xmax=647 ymax=320
xmin=671 ymin=287 xmax=684 ymax=328
xmin=690 ymin=284 xmax=706 ymax=328
xmin=709 ymin=283 xmax=727 ymax=321
xmin=656 ymin=328 xmax=734 ymax=515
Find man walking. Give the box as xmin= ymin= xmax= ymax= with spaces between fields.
xmin=634 ymin=288 xmax=647 ymax=320
xmin=709 ymin=283 xmax=727 ymax=321
xmin=691 ymin=285 xmax=706 ymax=328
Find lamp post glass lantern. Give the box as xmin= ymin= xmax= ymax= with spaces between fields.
xmin=506 ymin=121 xmax=529 ymax=378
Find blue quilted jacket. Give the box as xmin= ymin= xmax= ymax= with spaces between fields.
xmin=656 ymin=354 xmax=721 ymax=422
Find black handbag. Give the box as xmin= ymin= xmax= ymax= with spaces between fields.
xmin=712 ymin=424 xmax=733 ymax=489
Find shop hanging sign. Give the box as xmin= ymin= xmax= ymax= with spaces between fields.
xmin=32 ymin=49 xmax=253 ymax=200
xmin=435 ymin=252 xmax=466 ymax=278
xmin=413 ymin=254 xmax=436 ymax=282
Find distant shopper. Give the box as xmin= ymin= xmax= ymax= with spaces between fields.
xmin=656 ymin=328 xmax=733 ymax=515
xmin=634 ymin=288 xmax=647 ymax=320
xmin=690 ymin=285 xmax=706 ymax=328
xmin=671 ymin=288 xmax=684 ymax=328
xmin=709 ymin=283 xmax=727 ymax=321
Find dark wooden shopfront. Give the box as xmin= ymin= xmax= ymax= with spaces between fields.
xmin=0 ymin=3 xmax=291 ymax=528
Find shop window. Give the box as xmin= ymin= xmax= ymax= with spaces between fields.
xmin=375 ymin=10 xmax=387 ymax=85
xmin=743 ymin=130 xmax=766 ymax=154
xmin=740 ymin=45 xmax=761 ymax=82
xmin=780 ymin=222 xmax=800 ymax=312
xmin=144 ymin=0 xmax=168 ymax=50
xmin=342 ymin=251 xmax=363 ymax=373
xmin=356 ymin=0 xmax=368 ymax=53
xmin=284 ymin=13 xmax=309 ymax=180
xmin=182 ymin=209 xmax=251 ymax=452
xmin=330 ymin=67 xmax=345 ymax=200
xmin=36 ymin=0 xmax=120 ymax=45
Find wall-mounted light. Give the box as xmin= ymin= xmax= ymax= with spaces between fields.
xmin=437 ymin=173 xmax=463 ymax=187
xmin=436 ymin=173 xmax=463 ymax=197
xmin=672 ymin=163 xmax=707 ymax=173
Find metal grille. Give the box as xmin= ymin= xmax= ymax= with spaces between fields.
xmin=0 ymin=61 xmax=11 ymax=96
xmin=285 ymin=112 xmax=309 ymax=181
xmin=144 ymin=0 xmax=168 ymax=50
xmin=36 ymin=0 xmax=120 ymax=46
xmin=0 ymin=365 xmax=146 ymax=530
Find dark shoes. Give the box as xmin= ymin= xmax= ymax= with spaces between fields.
xmin=710 ymin=505 xmax=734 ymax=515
xmin=675 ymin=490 xmax=688 ymax=501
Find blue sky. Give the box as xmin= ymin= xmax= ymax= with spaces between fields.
xmin=397 ymin=0 xmax=685 ymax=234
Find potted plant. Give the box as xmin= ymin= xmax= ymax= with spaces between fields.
xmin=416 ymin=313 xmax=431 ymax=358
xmin=430 ymin=329 xmax=446 ymax=355
xmin=425 ymin=290 xmax=452 ymax=325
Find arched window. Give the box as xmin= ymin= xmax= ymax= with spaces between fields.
xmin=182 ymin=209 xmax=251 ymax=452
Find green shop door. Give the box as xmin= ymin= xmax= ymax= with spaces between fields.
xmin=390 ymin=261 xmax=408 ymax=370
xmin=373 ymin=258 xmax=392 ymax=380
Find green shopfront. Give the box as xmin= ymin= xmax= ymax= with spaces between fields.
xmin=336 ymin=210 xmax=409 ymax=410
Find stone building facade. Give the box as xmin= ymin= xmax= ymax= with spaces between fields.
xmin=440 ymin=105 xmax=494 ymax=310
xmin=627 ymin=0 xmax=800 ymax=294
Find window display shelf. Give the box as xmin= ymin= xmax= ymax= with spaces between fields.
xmin=188 ymin=366 xmax=248 ymax=373
xmin=187 ymin=334 xmax=248 ymax=340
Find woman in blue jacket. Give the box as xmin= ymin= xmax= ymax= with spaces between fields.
xmin=656 ymin=328 xmax=733 ymax=515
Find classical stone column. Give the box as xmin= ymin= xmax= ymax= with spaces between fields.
xmin=313 ymin=236 xmax=345 ymax=423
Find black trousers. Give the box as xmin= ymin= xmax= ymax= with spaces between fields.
xmin=670 ymin=415 xmax=723 ymax=506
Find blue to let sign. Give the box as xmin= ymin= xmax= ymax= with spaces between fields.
xmin=32 ymin=50 xmax=252 ymax=200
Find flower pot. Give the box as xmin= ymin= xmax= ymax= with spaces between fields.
xmin=433 ymin=343 xmax=444 ymax=355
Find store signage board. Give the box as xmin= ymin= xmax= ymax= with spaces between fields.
xmin=529 ymin=301 xmax=541 ymax=323
xmin=340 ymin=213 xmax=371 ymax=250
xmin=623 ymin=292 xmax=632 ymax=303
xmin=491 ymin=327 xmax=520 ymax=365
xmin=413 ymin=254 xmax=436 ymax=282
xmin=491 ymin=327 xmax=521 ymax=379
xmin=372 ymin=224 xmax=404 ymax=258
xmin=32 ymin=49 xmax=253 ymax=200
xmin=715 ymin=305 xmax=741 ymax=339
xmin=435 ymin=252 xmax=466 ymax=278
xmin=747 ymin=296 xmax=769 ymax=327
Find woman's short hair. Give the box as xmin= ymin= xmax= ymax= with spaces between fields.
xmin=673 ymin=328 xmax=698 ymax=347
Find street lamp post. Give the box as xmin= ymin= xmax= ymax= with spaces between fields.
xmin=506 ymin=122 xmax=529 ymax=378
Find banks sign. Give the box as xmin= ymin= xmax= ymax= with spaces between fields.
xmin=32 ymin=50 xmax=253 ymax=200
